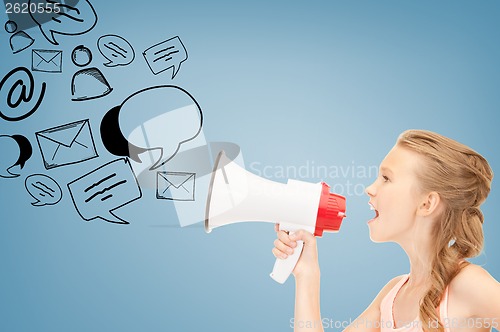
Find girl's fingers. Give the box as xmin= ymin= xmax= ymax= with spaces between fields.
xmin=273 ymin=238 xmax=294 ymax=256
xmin=277 ymin=230 xmax=297 ymax=248
xmin=272 ymin=247 xmax=288 ymax=259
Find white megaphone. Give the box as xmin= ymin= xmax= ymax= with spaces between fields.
xmin=205 ymin=150 xmax=346 ymax=284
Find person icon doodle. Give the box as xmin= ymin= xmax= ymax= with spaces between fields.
xmin=70 ymin=45 xmax=113 ymax=101
xmin=5 ymin=20 xmax=34 ymax=54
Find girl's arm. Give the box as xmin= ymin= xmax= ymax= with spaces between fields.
xmin=273 ymin=228 xmax=323 ymax=332
xmin=273 ymin=227 xmax=403 ymax=332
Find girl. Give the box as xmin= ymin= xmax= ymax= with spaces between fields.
xmin=273 ymin=130 xmax=500 ymax=332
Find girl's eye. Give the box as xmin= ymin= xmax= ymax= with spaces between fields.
xmin=382 ymin=175 xmax=389 ymax=182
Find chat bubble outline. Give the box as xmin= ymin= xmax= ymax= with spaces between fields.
xmin=127 ymin=103 xmax=202 ymax=170
xmin=67 ymin=158 xmax=142 ymax=224
xmin=100 ymin=106 xmax=148 ymax=164
xmin=0 ymin=134 xmax=32 ymax=178
xmin=25 ymin=174 xmax=62 ymax=207
xmin=124 ymin=86 xmax=203 ymax=169
xmin=97 ymin=34 xmax=135 ymax=67
xmin=143 ymin=36 xmax=188 ymax=79
xmin=29 ymin=0 xmax=98 ymax=46
xmin=100 ymin=85 xmax=203 ymax=171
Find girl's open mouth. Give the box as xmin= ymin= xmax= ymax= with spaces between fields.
xmin=368 ymin=202 xmax=379 ymax=223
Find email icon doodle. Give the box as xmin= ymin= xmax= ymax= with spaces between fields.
xmin=156 ymin=172 xmax=196 ymax=201
xmin=36 ymin=119 xmax=98 ymax=170
xmin=32 ymin=49 xmax=63 ymax=73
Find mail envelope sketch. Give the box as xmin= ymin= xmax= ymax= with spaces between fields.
xmin=157 ymin=172 xmax=196 ymax=201
xmin=36 ymin=119 xmax=98 ymax=170
xmin=32 ymin=49 xmax=63 ymax=73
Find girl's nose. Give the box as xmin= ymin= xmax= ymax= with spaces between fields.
xmin=365 ymin=181 xmax=376 ymax=197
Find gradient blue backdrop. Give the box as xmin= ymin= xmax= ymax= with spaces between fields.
xmin=1 ymin=1 xmax=499 ymax=331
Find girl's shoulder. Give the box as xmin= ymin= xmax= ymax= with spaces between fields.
xmin=375 ymin=274 xmax=407 ymax=306
xmin=450 ymin=263 xmax=497 ymax=292
xmin=448 ymin=263 xmax=500 ymax=318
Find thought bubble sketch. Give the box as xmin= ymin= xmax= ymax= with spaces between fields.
xmin=0 ymin=67 xmax=47 ymax=122
xmin=25 ymin=174 xmax=62 ymax=207
xmin=67 ymin=158 xmax=142 ymax=224
xmin=100 ymin=85 xmax=203 ymax=170
xmin=97 ymin=34 xmax=135 ymax=67
xmin=29 ymin=0 xmax=98 ymax=46
xmin=143 ymin=36 xmax=188 ymax=79
xmin=0 ymin=134 xmax=32 ymax=178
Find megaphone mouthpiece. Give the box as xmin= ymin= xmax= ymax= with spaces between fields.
xmin=314 ymin=183 xmax=347 ymax=237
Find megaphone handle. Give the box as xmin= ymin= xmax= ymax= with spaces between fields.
xmin=270 ymin=234 xmax=304 ymax=284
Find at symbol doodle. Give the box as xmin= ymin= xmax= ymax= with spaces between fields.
xmin=0 ymin=67 xmax=47 ymax=122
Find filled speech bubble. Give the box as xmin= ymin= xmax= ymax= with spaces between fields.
xmin=25 ymin=174 xmax=62 ymax=207
xmin=29 ymin=0 xmax=98 ymax=45
xmin=0 ymin=134 xmax=32 ymax=178
xmin=97 ymin=34 xmax=135 ymax=67
xmin=67 ymin=158 xmax=142 ymax=224
xmin=143 ymin=36 xmax=188 ymax=79
xmin=100 ymin=85 xmax=203 ymax=170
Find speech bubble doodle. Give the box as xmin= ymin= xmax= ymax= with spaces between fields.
xmin=100 ymin=86 xmax=203 ymax=170
xmin=97 ymin=34 xmax=135 ymax=67
xmin=67 ymin=158 xmax=142 ymax=224
xmin=29 ymin=0 xmax=98 ymax=46
xmin=143 ymin=36 xmax=188 ymax=79
xmin=99 ymin=106 xmax=148 ymax=163
xmin=0 ymin=134 xmax=32 ymax=178
xmin=25 ymin=174 xmax=62 ymax=207
xmin=0 ymin=67 xmax=47 ymax=122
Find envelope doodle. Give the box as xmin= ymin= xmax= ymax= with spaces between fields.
xmin=157 ymin=172 xmax=196 ymax=201
xmin=32 ymin=49 xmax=63 ymax=73
xmin=36 ymin=119 xmax=98 ymax=170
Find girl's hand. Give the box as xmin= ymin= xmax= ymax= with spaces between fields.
xmin=272 ymin=224 xmax=320 ymax=280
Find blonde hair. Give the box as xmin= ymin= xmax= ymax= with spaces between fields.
xmin=397 ymin=130 xmax=493 ymax=332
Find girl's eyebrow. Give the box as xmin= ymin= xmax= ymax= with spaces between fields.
xmin=380 ymin=166 xmax=394 ymax=175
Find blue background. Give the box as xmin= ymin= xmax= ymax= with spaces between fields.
xmin=1 ymin=1 xmax=499 ymax=331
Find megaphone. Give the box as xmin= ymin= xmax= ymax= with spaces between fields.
xmin=205 ymin=150 xmax=346 ymax=284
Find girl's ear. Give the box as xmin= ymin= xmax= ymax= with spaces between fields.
xmin=417 ymin=191 xmax=442 ymax=217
